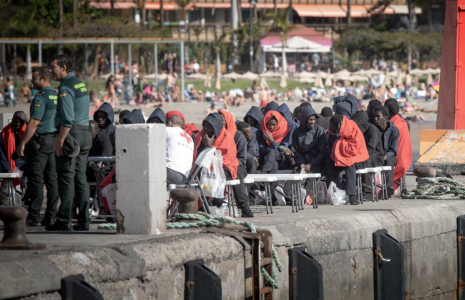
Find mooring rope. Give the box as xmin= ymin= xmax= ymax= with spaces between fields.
xmin=166 ymin=212 xmax=282 ymax=289
xmin=403 ymin=177 xmax=465 ymax=200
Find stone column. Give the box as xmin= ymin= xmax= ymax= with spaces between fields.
xmin=115 ymin=124 xmax=167 ymax=235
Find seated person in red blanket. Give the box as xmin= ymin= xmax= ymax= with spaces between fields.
xmin=194 ymin=113 xmax=254 ymax=218
xmin=326 ymin=114 xmax=369 ymax=205
xmin=0 ymin=111 xmax=28 ymax=175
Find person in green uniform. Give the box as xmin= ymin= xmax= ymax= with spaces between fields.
xmin=46 ymin=55 xmax=92 ymax=231
xmin=17 ymin=67 xmax=59 ymax=227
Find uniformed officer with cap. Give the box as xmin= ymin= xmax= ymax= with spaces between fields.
xmin=46 ymin=54 xmax=92 ymax=231
xmin=17 ymin=67 xmax=59 ymax=227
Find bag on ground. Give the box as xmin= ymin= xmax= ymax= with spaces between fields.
xmin=200 ymin=149 xmax=226 ymax=198
xmin=327 ymin=181 xmax=346 ymax=205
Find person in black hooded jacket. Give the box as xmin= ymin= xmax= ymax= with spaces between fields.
xmin=291 ymin=106 xmax=327 ymax=174
xmin=352 ymin=110 xmax=384 ymax=200
xmin=147 ymin=107 xmax=166 ymax=124
xmin=261 ymin=101 xmax=279 ymax=115
xmin=93 ymin=102 xmax=116 ymax=151
xmin=244 ymin=106 xmax=263 ymax=131
xmin=121 ymin=109 xmax=145 ymax=124
xmin=373 ymin=106 xmax=399 ymax=198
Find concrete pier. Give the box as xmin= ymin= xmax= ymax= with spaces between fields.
xmin=0 ymin=190 xmax=464 ymax=299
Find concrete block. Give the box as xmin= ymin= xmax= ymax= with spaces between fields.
xmin=104 ymin=246 xmax=147 ymax=280
xmin=0 ymin=113 xmax=13 ymax=131
xmin=0 ymin=256 xmax=62 ymax=299
xmin=115 ymin=124 xmax=166 ymax=184
xmin=115 ymin=124 xmax=167 ymax=235
xmin=415 ymin=130 xmax=465 ymax=174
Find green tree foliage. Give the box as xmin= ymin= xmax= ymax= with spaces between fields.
xmin=334 ymin=28 xmax=442 ymax=64
xmin=233 ymin=19 xmax=265 ymax=64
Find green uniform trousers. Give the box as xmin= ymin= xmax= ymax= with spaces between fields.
xmin=55 ymin=129 xmax=92 ymax=225
xmin=26 ymin=135 xmax=60 ymax=223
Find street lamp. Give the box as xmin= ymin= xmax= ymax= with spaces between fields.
xmin=249 ymin=0 xmax=256 ymax=72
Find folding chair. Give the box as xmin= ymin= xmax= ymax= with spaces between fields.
xmin=302 ymin=173 xmax=321 ymax=209
xmin=379 ymin=166 xmax=392 ymax=200
xmin=355 ymin=169 xmax=368 ymax=204
xmin=87 ymin=156 xmax=116 ymax=218
xmin=244 ymin=174 xmax=277 ymax=214
xmin=168 ymin=147 xmax=217 ymax=214
xmin=365 ymin=167 xmax=380 ymax=202
xmin=225 ymin=180 xmax=239 ymax=217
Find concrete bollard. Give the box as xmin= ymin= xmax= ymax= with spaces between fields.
xmin=115 ymin=124 xmax=167 ymax=235
xmin=170 ymin=190 xmax=199 ymax=214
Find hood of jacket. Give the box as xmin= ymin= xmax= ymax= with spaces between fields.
xmin=262 ymin=101 xmax=279 ymax=115
xmin=352 ymin=110 xmax=370 ymax=133
xmin=148 ymin=108 xmax=166 ymax=123
xmin=203 ymin=113 xmax=224 ymax=138
xmin=94 ymin=102 xmax=115 ymax=124
xmin=244 ymin=106 xmax=263 ymax=127
xmin=299 ymin=106 xmax=319 ymax=130
xmin=124 ymin=109 xmax=145 ymax=124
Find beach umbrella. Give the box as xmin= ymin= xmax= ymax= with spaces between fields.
xmin=427 ymin=73 xmax=433 ymax=85
xmin=294 ymin=71 xmax=316 ymax=79
xmin=315 ymin=70 xmax=324 ymax=87
xmin=187 ymin=73 xmax=207 ymax=80
xmin=298 ymin=77 xmax=315 ymax=83
xmin=215 ymin=74 xmax=221 ymax=90
xmin=324 ymin=68 xmax=333 ymax=86
xmin=396 ymin=71 xmax=404 ymax=85
xmin=352 ymin=69 xmax=368 ymax=76
xmin=349 ymin=75 xmax=368 ymax=82
xmin=364 ymin=69 xmax=383 ymax=76
xmin=260 ymin=76 xmax=269 ymax=89
xmin=333 ymin=69 xmax=351 ymax=78
xmin=383 ymin=69 xmax=391 ymax=86
xmin=240 ymin=71 xmax=260 ymax=80
xmin=279 ymin=74 xmax=287 ymax=88
xmin=260 ymin=71 xmax=280 ymax=78
xmin=222 ymin=72 xmax=242 ymax=80
xmin=409 ymin=68 xmax=423 ymax=76
xmin=99 ymin=73 xmax=124 ymax=80
xmin=145 ymin=73 xmax=168 ymax=80
xmin=204 ymin=73 xmax=211 ymax=88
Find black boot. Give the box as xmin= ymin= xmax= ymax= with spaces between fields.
xmin=349 ymin=195 xmax=359 ymax=205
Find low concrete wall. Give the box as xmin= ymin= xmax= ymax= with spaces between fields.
xmin=3 ymin=200 xmax=465 ymax=300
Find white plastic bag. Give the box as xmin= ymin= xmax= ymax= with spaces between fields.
xmin=200 ymin=150 xmax=226 ymax=198
xmin=327 ymin=181 xmax=347 ymax=205
xmin=374 ymin=171 xmax=382 ymax=198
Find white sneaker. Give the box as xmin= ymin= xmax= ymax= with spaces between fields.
xmin=274 ymin=186 xmax=286 ymax=206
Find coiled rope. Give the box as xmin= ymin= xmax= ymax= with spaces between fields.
xmin=166 ymin=212 xmax=282 ymax=288
xmin=402 ymin=177 xmax=465 ymax=200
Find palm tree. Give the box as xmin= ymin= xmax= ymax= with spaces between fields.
xmin=212 ymin=30 xmax=227 ymax=79
xmin=160 ymin=0 xmax=164 ymax=27
xmin=179 ymin=0 xmax=191 ymax=39
xmin=9 ymin=3 xmax=38 ymax=80
xmin=267 ymin=6 xmax=293 ymax=75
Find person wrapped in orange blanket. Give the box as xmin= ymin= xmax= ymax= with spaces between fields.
xmin=194 ymin=112 xmax=254 ymax=218
xmin=385 ymin=99 xmax=412 ymax=192
xmin=327 ymin=114 xmax=369 ymax=205
xmin=0 ymin=111 xmax=28 ymax=186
